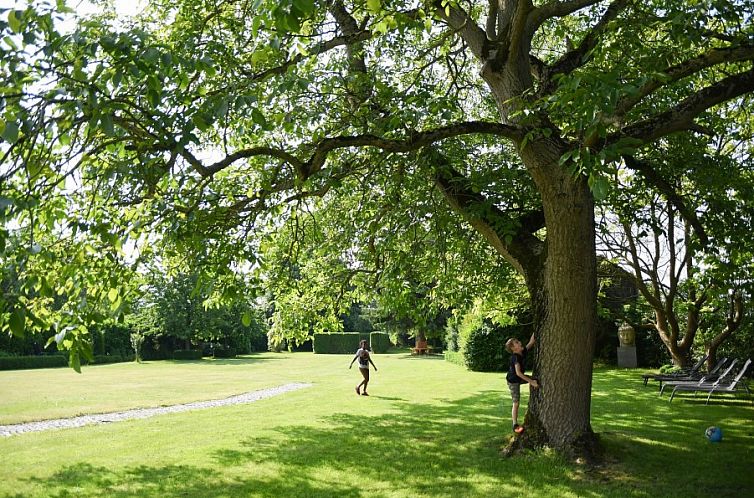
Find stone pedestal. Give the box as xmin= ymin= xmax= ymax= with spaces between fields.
xmin=617 ymin=346 xmax=637 ymax=368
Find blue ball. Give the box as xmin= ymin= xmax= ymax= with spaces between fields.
xmin=705 ymin=426 xmax=723 ymax=442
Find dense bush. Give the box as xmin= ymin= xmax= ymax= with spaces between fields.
xmin=91 ymin=323 xmax=133 ymax=357
xmin=463 ymin=320 xmax=507 ymax=372
xmin=313 ymin=333 xmax=365 ymax=354
xmin=173 ymin=349 xmax=203 ymax=360
xmin=212 ymin=344 xmax=237 ymax=358
xmin=463 ymin=321 xmax=533 ymax=372
xmin=369 ymin=332 xmax=391 ymax=353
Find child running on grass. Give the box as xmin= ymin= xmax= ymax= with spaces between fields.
xmin=505 ymin=333 xmax=538 ymax=433
xmin=349 ymin=339 xmax=377 ymax=395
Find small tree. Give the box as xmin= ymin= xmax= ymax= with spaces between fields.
xmin=130 ymin=333 xmax=145 ymax=363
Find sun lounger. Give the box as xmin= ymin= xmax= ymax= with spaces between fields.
xmin=658 ymin=357 xmax=730 ymax=395
xmin=669 ymin=359 xmax=752 ymax=404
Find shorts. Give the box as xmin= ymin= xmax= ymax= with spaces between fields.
xmin=507 ymin=381 xmax=521 ymax=403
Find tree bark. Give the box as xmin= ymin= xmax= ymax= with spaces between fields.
xmin=513 ymin=140 xmax=599 ymax=454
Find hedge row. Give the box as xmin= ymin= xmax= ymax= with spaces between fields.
xmin=0 ymin=353 xmax=134 ymax=371
xmin=369 ymin=332 xmax=391 ymax=353
xmin=0 ymin=355 xmax=68 ymax=370
xmin=313 ymin=332 xmax=370 ymax=354
xmin=443 ymin=351 xmax=465 ymax=367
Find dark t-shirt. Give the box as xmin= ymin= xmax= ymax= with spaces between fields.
xmin=506 ymin=348 xmax=528 ymax=384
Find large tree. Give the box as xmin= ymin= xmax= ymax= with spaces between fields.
xmin=1 ymin=0 xmax=753 ymax=455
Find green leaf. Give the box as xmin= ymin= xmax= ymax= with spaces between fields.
xmin=108 ymin=287 xmax=119 ymax=302
xmin=9 ymin=309 xmax=25 ymax=337
xmin=143 ymin=47 xmax=160 ymax=63
xmin=3 ymin=36 xmax=19 ymax=50
xmin=69 ymin=350 xmax=81 ymax=373
xmin=1 ymin=121 xmax=19 ymax=144
xmin=366 ymin=0 xmax=381 ymax=13
xmin=590 ymin=175 xmax=610 ymax=200
xmin=251 ymin=108 xmax=267 ymax=127
xmin=101 ymin=113 xmax=114 ymax=136
xmin=293 ymin=0 xmax=315 ymax=15
xmin=8 ymin=10 xmax=22 ymax=34
xmin=242 ymin=311 xmax=252 ymax=327
xmin=147 ymin=88 xmax=161 ymax=108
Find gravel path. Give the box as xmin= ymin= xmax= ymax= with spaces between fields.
xmin=0 ymin=382 xmax=312 ymax=437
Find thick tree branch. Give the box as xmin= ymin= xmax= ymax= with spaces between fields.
xmin=486 ymin=0 xmax=500 ymax=40
xmin=329 ymin=0 xmax=368 ymax=75
xmin=302 ymin=122 xmax=523 ymax=178
xmin=615 ymin=44 xmax=754 ymax=116
xmin=432 ymin=1 xmax=488 ymax=60
xmin=508 ymin=0 xmax=534 ymax=63
xmin=187 ymin=121 xmax=521 ymax=179
xmin=529 ymin=0 xmax=604 ymax=32
xmin=432 ymin=158 xmax=545 ymax=276
xmin=611 ymin=66 xmax=754 ymax=143
xmin=538 ymin=0 xmax=630 ymax=94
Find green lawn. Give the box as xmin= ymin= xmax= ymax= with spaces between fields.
xmin=0 ymin=352 xmax=751 ymax=497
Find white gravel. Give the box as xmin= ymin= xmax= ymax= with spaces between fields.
xmin=0 ymin=382 xmax=312 ymax=437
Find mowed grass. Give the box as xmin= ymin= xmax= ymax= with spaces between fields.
xmin=0 ymin=352 xmax=752 ymax=498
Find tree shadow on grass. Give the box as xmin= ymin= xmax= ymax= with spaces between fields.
xmin=17 ymin=379 xmax=754 ymax=498
xmin=18 ymin=392 xmax=563 ymax=498
xmin=163 ymin=355 xmax=283 ymax=367
xmin=394 ymin=354 xmax=446 ymax=361
xmin=19 ymin=461 xmax=362 ymax=498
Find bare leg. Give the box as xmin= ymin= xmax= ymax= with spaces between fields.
xmin=360 ymin=368 xmax=370 ymax=395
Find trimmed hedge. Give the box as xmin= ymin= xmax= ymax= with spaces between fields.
xmin=444 ymin=351 xmax=466 ymax=367
xmin=369 ymin=332 xmax=391 ymax=353
xmin=313 ymin=333 xmax=368 ymax=354
xmin=173 ymin=349 xmax=203 ymax=360
xmin=0 ymin=355 xmax=68 ymax=370
xmin=0 ymin=353 xmax=136 ymax=371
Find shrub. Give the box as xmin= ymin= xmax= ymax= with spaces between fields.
xmin=130 ymin=333 xmax=145 ymax=362
xmin=212 ymin=344 xmax=237 ymax=358
xmin=444 ymin=316 xmax=460 ymax=352
xmin=463 ymin=320 xmax=507 ymax=372
xmin=313 ymin=333 xmax=362 ymax=354
xmin=369 ymin=332 xmax=391 ymax=353
xmin=173 ymin=349 xmax=203 ymax=360
xmin=89 ymin=354 xmax=133 ymax=365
